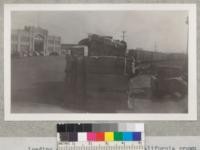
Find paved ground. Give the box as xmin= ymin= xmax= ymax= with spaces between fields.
xmin=11 ymin=56 xmax=128 ymax=113
xmin=11 ymin=56 xmax=187 ymax=113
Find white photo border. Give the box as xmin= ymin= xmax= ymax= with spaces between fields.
xmin=4 ymin=4 xmax=197 ymax=121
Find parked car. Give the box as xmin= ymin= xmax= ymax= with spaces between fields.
xmin=49 ymin=52 xmax=59 ymax=56
xmin=151 ymin=65 xmax=188 ymax=98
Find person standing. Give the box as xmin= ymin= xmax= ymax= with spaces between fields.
xmin=131 ymin=56 xmax=136 ymax=75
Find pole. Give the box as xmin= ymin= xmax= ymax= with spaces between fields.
xmin=122 ymin=31 xmax=126 ymax=41
xmin=151 ymin=41 xmax=156 ymax=67
xmin=185 ymin=16 xmax=189 ymax=72
xmin=122 ymin=31 xmax=127 ymax=75
xmin=186 ymin=16 xmax=188 ymax=55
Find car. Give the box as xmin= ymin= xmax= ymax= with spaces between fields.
xmin=151 ymin=65 xmax=188 ymax=98
xmin=49 ymin=52 xmax=59 ymax=56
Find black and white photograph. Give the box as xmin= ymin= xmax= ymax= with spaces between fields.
xmin=4 ymin=4 xmax=197 ymax=120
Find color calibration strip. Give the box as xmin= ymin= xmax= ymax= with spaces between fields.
xmin=57 ymin=123 xmax=144 ymax=150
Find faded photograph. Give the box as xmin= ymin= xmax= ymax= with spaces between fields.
xmin=11 ymin=11 xmax=188 ymax=113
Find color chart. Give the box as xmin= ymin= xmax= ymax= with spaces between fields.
xmin=57 ymin=123 xmax=144 ymax=150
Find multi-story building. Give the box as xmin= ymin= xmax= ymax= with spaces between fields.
xmin=11 ymin=26 xmax=61 ymax=56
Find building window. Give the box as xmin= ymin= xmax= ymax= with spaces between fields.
xmin=11 ymin=44 xmax=18 ymax=52
xmin=20 ymin=45 xmax=29 ymax=52
xmin=48 ymin=39 xmax=54 ymax=44
xmin=21 ymin=36 xmax=30 ymax=42
xmin=55 ymin=40 xmax=60 ymax=45
xmin=48 ymin=47 xmax=54 ymax=53
xmin=11 ymin=34 xmax=18 ymax=41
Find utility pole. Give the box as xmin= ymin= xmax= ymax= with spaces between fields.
xmin=154 ymin=41 xmax=157 ymax=53
xmin=185 ymin=16 xmax=189 ymax=72
xmin=186 ymin=16 xmax=188 ymax=55
xmin=154 ymin=41 xmax=157 ymax=61
xmin=122 ymin=31 xmax=127 ymax=75
xmin=122 ymin=31 xmax=126 ymax=41
xmin=36 ymin=12 xmax=40 ymax=27
xmin=151 ymin=41 xmax=157 ymax=68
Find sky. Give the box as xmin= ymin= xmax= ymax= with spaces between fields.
xmin=11 ymin=11 xmax=188 ymax=53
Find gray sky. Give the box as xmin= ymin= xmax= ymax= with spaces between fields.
xmin=11 ymin=11 xmax=188 ymax=53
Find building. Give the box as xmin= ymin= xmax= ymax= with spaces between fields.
xmin=11 ymin=26 xmax=61 ymax=56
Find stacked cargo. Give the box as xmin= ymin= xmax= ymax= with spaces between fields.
xmin=79 ymin=34 xmax=127 ymax=57
xmin=85 ymin=56 xmax=125 ymax=75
